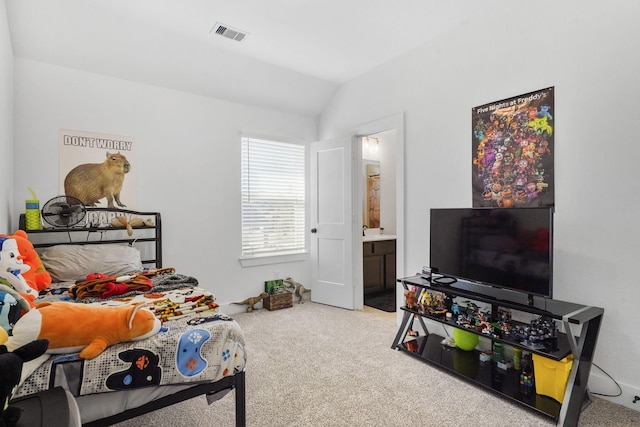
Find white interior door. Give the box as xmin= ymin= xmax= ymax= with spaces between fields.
xmin=310 ymin=137 xmax=355 ymax=309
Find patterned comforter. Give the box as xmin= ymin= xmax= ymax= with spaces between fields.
xmin=14 ymin=275 xmax=246 ymax=399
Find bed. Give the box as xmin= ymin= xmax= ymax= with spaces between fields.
xmin=10 ymin=208 xmax=247 ymax=427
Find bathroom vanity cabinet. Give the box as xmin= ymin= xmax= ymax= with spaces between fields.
xmin=363 ymin=238 xmax=396 ymax=294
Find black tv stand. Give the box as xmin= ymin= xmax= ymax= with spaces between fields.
xmin=393 ymin=275 xmax=604 ymax=427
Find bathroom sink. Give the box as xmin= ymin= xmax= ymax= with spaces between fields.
xmin=363 ymin=234 xmax=396 ymax=242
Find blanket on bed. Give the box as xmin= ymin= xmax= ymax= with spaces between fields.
xmin=15 ymin=311 xmax=245 ymax=398
xmin=14 ymin=276 xmax=245 ymax=399
xmin=38 ymin=272 xmax=200 ymax=304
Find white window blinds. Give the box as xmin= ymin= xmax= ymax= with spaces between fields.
xmin=241 ymin=137 xmax=306 ymax=257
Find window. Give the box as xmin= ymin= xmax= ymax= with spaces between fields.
xmin=241 ymin=136 xmax=306 ymax=258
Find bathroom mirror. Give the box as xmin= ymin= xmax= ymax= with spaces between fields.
xmin=364 ymin=160 xmax=380 ymax=228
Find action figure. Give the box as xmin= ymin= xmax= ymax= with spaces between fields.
xmin=283 ymin=277 xmax=310 ymax=304
xmin=232 ymin=292 xmax=269 ymax=312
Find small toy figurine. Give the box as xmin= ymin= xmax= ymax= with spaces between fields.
xmin=422 ymin=291 xmax=432 ymax=307
xmin=443 ymin=294 xmax=453 ymax=311
xmin=283 ymin=277 xmax=310 ymax=304
xmin=232 ymin=292 xmax=269 ymax=312
xmin=405 ymin=339 xmax=418 ymax=352
xmin=519 ymin=352 xmax=535 ymax=397
xmin=451 ymin=302 xmax=460 ymax=318
xmin=404 ymin=289 xmax=418 ymax=309
xmin=497 ymin=308 xmax=512 ymax=323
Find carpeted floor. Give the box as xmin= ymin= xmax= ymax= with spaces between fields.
xmin=114 ymin=302 xmax=639 ymax=427
xmin=364 ymin=289 xmax=396 ymax=312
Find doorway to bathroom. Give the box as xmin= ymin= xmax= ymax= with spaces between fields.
xmin=360 ymin=127 xmax=399 ymax=313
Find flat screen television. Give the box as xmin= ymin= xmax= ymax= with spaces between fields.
xmin=430 ymin=207 xmax=553 ymax=299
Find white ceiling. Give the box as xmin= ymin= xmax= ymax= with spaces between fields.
xmin=5 ymin=0 xmax=503 ymax=115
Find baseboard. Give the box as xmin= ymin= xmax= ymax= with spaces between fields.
xmin=589 ymin=369 xmax=640 ymax=411
xmin=219 ymin=302 xmax=247 ymax=315
xmin=219 ymin=299 xmax=306 ymax=315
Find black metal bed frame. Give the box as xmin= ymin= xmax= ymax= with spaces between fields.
xmin=20 ymin=207 xmax=163 ymax=269
xmin=83 ymin=371 xmax=246 ymax=427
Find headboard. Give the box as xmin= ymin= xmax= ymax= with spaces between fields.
xmin=19 ymin=207 xmax=162 ymax=269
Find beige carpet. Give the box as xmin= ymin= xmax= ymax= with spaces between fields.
xmin=115 ymin=302 xmax=639 ymax=427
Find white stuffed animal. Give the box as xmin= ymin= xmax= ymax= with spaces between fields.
xmin=0 ymin=236 xmax=37 ymax=300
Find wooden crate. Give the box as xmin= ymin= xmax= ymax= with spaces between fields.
xmin=263 ymin=292 xmax=292 ymax=311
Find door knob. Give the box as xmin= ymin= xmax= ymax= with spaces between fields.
xmin=310 ymin=228 xmax=317 ymax=233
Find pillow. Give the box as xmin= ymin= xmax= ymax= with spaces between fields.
xmin=40 ymin=244 xmax=143 ymax=282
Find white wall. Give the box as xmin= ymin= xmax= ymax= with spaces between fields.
xmin=0 ymin=0 xmax=13 ymax=230
xmin=12 ymin=58 xmax=317 ymax=310
xmin=378 ymin=129 xmax=396 ymax=235
xmin=319 ymin=0 xmax=640 ymax=410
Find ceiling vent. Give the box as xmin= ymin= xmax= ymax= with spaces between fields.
xmin=211 ymin=22 xmax=248 ymax=42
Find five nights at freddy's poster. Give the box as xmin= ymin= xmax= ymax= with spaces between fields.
xmin=472 ymin=87 xmax=554 ymax=208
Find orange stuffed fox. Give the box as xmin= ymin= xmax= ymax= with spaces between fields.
xmin=5 ymin=302 xmax=161 ymax=359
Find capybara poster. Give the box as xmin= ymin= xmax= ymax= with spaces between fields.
xmin=59 ymin=129 xmax=137 ymax=211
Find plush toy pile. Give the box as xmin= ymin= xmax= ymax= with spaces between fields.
xmin=0 ymin=236 xmax=39 ymax=308
xmin=0 ymin=232 xmax=45 ymax=426
xmin=0 ymin=327 xmax=49 ymax=427
xmin=0 ymin=232 xmax=49 ymax=335
xmin=0 ymin=230 xmax=171 ymax=427
xmin=1 ymin=231 xmax=51 ymax=293
xmin=0 ymin=284 xmax=30 ymax=336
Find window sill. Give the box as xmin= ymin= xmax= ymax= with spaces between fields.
xmin=239 ymin=252 xmax=309 ymax=267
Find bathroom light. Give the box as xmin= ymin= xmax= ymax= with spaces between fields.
xmin=362 ymin=136 xmax=380 ymax=160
